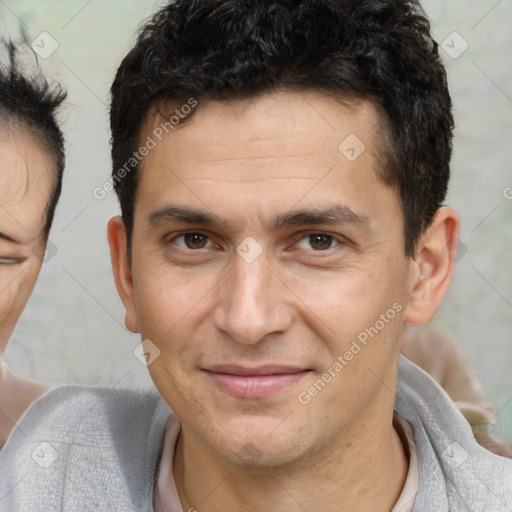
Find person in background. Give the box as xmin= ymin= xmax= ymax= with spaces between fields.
xmin=402 ymin=323 xmax=512 ymax=457
xmin=0 ymin=38 xmax=66 ymax=448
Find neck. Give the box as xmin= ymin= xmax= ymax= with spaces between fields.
xmin=173 ymin=404 xmax=408 ymax=512
xmin=0 ymin=363 xmax=15 ymax=447
xmin=0 ymin=363 xmax=51 ymax=447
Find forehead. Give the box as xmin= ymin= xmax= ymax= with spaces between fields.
xmin=0 ymin=127 xmax=54 ymax=241
xmin=136 ymin=90 xmax=399 ymax=229
xmin=143 ymin=91 xmax=382 ymax=167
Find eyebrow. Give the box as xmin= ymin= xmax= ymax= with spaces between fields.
xmin=273 ymin=206 xmax=371 ymax=229
xmin=148 ymin=204 xmax=371 ymax=231
xmin=149 ymin=206 xmax=227 ymax=229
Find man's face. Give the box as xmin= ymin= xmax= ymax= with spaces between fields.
xmin=0 ymin=129 xmax=51 ymax=356
xmin=121 ymin=91 xmax=417 ymax=467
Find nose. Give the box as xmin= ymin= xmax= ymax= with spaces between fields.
xmin=212 ymin=250 xmax=293 ymax=345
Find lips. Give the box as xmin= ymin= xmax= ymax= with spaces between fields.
xmin=202 ymin=365 xmax=311 ymax=398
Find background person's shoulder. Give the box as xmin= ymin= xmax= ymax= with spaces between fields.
xmin=0 ymin=384 xmax=165 ymax=512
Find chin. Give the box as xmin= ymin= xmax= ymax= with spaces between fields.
xmin=202 ymin=416 xmax=313 ymax=469
xmin=227 ymin=440 xmax=304 ymax=469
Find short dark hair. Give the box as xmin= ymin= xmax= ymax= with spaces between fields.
xmin=0 ymin=38 xmax=66 ymax=235
xmin=110 ymin=0 xmax=453 ymax=256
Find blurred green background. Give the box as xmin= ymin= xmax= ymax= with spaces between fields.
xmin=2 ymin=0 xmax=512 ymax=442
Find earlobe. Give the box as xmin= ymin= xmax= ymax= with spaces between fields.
xmin=404 ymin=207 xmax=460 ymax=325
xmin=107 ymin=216 xmax=140 ymax=333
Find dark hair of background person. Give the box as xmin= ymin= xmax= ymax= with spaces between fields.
xmin=0 ymin=38 xmax=67 ymax=235
xmin=110 ymin=0 xmax=454 ymax=257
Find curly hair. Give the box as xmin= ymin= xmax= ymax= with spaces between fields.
xmin=0 ymin=37 xmax=67 ymax=235
xmin=110 ymin=0 xmax=453 ymax=256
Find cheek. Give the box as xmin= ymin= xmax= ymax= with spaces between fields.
xmin=285 ymin=263 xmax=404 ymax=345
xmin=0 ymin=266 xmax=39 ymax=345
xmin=132 ymin=263 xmax=218 ymax=349
xmin=0 ymin=276 xmax=22 ymax=325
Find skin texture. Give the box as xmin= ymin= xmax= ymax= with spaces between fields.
xmin=0 ymin=127 xmax=53 ymax=447
xmin=108 ymin=90 xmax=459 ymax=511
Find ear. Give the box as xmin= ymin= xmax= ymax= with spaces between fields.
xmin=107 ymin=216 xmax=140 ymax=333
xmin=404 ymin=207 xmax=460 ymax=325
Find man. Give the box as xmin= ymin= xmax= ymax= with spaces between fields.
xmin=1 ymin=1 xmax=511 ymax=511
xmin=0 ymin=38 xmax=66 ymax=448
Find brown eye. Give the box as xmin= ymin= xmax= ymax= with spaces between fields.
xmin=183 ymin=233 xmax=209 ymax=249
xmin=308 ymin=234 xmax=334 ymax=251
